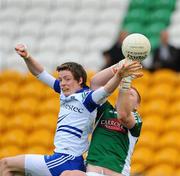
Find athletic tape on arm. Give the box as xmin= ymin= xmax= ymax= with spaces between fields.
xmin=92 ymin=87 xmax=109 ymax=105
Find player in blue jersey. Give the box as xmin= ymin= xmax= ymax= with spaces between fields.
xmin=0 ymin=44 xmax=142 ymax=176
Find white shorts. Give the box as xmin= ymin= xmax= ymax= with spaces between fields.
xmin=86 ymin=172 xmax=108 ymax=176
xmin=25 ymin=153 xmax=85 ymax=176
xmin=25 ymin=154 xmax=52 ymax=176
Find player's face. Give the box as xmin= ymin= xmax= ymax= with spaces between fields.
xmin=58 ymin=70 xmax=82 ymax=96
xmin=129 ymin=88 xmax=140 ymax=110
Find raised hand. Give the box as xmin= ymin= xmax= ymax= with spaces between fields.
xmin=15 ymin=44 xmax=29 ymax=59
xmin=116 ymin=60 xmax=143 ymax=79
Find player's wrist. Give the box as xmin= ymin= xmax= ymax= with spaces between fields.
xmin=114 ymin=71 xmax=123 ymax=81
xmin=119 ymin=76 xmax=132 ymax=91
xmin=111 ymin=64 xmax=118 ymax=75
xmin=120 ymin=82 xmax=131 ymax=91
xmin=111 ymin=59 xmax=126 ymax=75
xmin=23 ymin=53 xmax=30 ymax=60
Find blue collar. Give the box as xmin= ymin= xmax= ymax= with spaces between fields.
xmin=76 ymin=86 xmax=89 ymax=93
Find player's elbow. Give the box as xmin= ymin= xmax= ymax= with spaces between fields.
xmin=118 ymin=111 xmax=135 ymax=129
xmin=0 ymin=158 xmax=11 ymax=172
xmin=90 ymin=77 xmax=99 ymax=90
xmin=90 ymin=84 xmax=101 ymax=90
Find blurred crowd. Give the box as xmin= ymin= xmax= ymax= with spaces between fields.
xmin=101 ymin=30 xmax=180 ymax=72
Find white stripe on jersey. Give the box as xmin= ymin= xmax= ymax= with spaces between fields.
xmin=46 ymin=155 xmax=64 ymax=165
xmin=122 ymin=131 xmax=138 ymax=176
xmin=48 ymin=155 xmax=75 ymax=169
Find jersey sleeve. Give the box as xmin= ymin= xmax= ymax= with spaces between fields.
xmin=82 ymin=91 xmax=100 ymax=113
xmin=36 ymin=70 xmax=61 ymax=93
xmin=129 ymin=111 xmax=142 ymax=137
xmin=53 ymin=80 xmax=61 ymax=93
xmin=83 ymin=87 xmax=109 ymax=113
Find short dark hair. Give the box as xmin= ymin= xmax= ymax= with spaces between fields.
xmin=56 ymin=62 xmax=87 ymax=87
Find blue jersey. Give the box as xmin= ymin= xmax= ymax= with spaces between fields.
xmin=37 ymin=71 xmax=108 ymax=156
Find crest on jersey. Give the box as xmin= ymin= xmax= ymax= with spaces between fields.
xmin=82 ymin=90 xmax=91 ymax=100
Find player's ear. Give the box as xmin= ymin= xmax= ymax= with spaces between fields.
xmin=79 ymin=77 xmax=83 ymax=85
xmin=134 ymin=103 xmax=140 ymax=111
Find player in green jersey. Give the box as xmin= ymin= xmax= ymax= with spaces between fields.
xmin=86 ymin=87 xmax=142 ymax=176
xmin=61 ymin=60 xmax=143 ymax=176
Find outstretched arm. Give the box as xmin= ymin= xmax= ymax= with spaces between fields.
xmin=90 ymin=59 xmax=130 ymax=90
xmin=91 ymin=61 xmax=143 ymax=105
xmin=15 ymin=44 xmax=56 ymax=89
xmin=103 ymin=61 xmax=142 ymax=94
xmin=15 ymin=44 xmax=44 ymax=76
xmin=90 ymin=65 xmax=115 ymax=90
xmin=116 ymin=88 xmax=136 ymax=129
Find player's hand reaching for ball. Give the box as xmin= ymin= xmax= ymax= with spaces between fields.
xmin=116 ymin=61 xmax=143 ymax=79
xmin=15 ymin=44 xmax=30 ymax=59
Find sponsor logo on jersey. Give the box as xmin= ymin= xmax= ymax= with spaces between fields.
xmin=99 ymin=118 xmax=127 ymax=133
xmin=82 ymin=90 xmax=91 ymax=100
xmin=62 ymin=103 xmax=84 ymax=113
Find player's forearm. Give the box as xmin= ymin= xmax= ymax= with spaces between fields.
xmin=116 ymin=90 xmax=135 ymax=128
xmin=23 ymin=55 xmax=44 ymax=76
xmin=90 ymin=62 xmax=121 ymax=90
xmin=117 ymin=90 xmax=131 ymax=116
xmin=90 ymin=59 xmax=127 ymax=90
xmin=23 ymin=55 xmax=57 ymax=89
xmin=103 ymin=60 xmax=141 ymax=94
xmin=15 ymin=44 xmax=44 ymax=76
xmin=90 ymin=67 xmax=114 ymax=90
xmin=104 ymin=74 xmax=122 ymax=94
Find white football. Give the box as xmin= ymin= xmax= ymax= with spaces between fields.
xmin=122 ymin=33 xmax=151 ymax=61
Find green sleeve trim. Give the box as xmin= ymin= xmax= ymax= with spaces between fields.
xmin=129 ymin=111 xmax=142 ymax=137
xmin=130 ymin=122 xmax=142 ymax=137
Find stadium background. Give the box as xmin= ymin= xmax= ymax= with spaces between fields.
xmin=0 ymin=0 xmax=180 ymax=175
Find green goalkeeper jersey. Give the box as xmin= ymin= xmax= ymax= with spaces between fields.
xmin=87 ymin=101 xmax=142 ymax=176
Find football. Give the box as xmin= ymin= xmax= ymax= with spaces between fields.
xmin=122 ymin=33 xmax=151 ymax=61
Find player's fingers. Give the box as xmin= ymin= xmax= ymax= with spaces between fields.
xmin=126 ymin=60 xmax=140 ymax=66
xmin=127 ymin=62 xmax=142 ymax=69
xmin=15 ymin=44 xmax=23 ymax=50
xmin=127 ymin=63 xmax=143 ymax=71
xmin=124 ymin=67 xmax=143 ymax=77
xmin=121 ymin=62 xmax=142 ymax=72
xmin=15 ymin=44 xmax=26 ymax=52
xmin=117 ymin=62 xmax=142 ymax=78
xmin=132 ymin=72 xmax=143 ymax=78
xmin=120 ymin=67 xmax=140 ymax=77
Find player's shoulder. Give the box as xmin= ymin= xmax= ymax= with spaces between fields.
xmin=97 ymin=101 xmax=114 ymax=112
xmin=81 ymin=88 xmax=92 ymax=97
xmin=75 ymin=86 xmax=92 ymax=100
